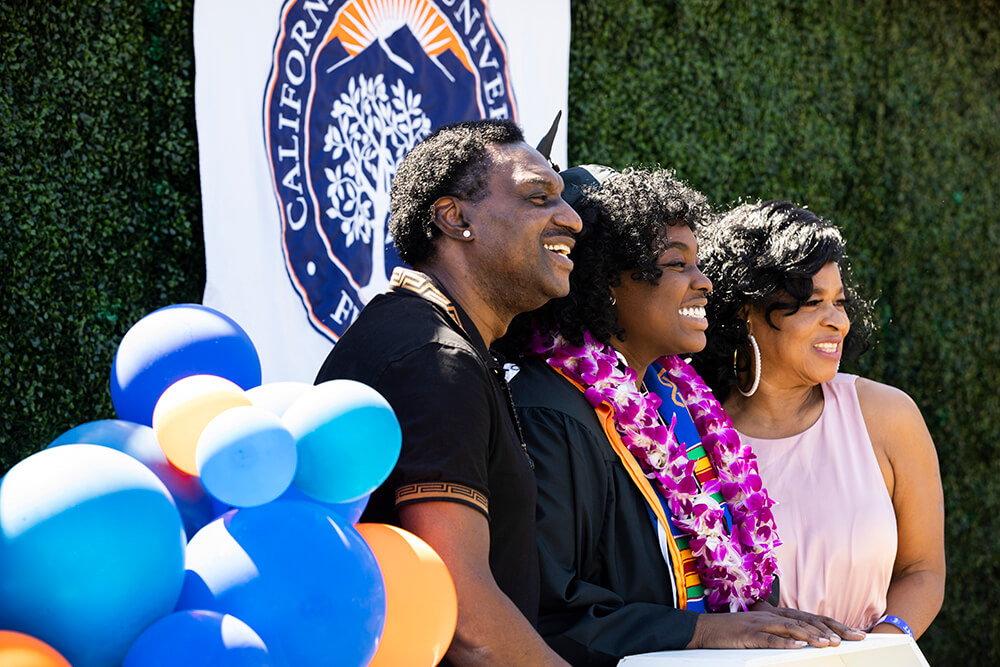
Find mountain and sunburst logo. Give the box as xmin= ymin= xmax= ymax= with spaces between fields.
xmin=264 ymin=0 xmax=516 ymax=342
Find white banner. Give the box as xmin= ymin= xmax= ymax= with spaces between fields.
xmin=195 ymin=0 xmax=571 ymax=383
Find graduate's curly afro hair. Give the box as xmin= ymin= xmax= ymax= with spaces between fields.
xmin=389 ymin=119 xmax=524 ymax=266
xmin=690 ymin=200 xmax=875 ymax=403
xmin=500 ymin=167 xmax=713 ymax=354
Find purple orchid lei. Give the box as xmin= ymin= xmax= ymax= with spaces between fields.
xmin=530 ymin=328 xmax=780 ymax=611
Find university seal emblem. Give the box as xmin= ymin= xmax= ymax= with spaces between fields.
xmin=264 ymin=0 xmax=516 ymax=341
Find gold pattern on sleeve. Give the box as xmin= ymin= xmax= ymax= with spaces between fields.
xmin=395 ymin=481 xmax=489 ymax=516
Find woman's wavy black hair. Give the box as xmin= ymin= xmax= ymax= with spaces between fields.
xmin=500 ymin=167 xmax=713 ymax=354
xmin=690 ymin=200 xmax=875 ymax=403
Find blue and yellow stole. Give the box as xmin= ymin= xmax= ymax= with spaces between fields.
xmin=640 ymin=362 xmax=736 ymax=613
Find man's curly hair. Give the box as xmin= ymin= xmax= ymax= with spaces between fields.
xmin=501 ymin=167 xmax=713 ymax=354
xmin=389 ymin=119 xmax=524 ymax=266
xmin=690 ymin=200 xmax=875 ymax=403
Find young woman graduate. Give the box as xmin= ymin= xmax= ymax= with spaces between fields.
xmin=499 ymin=167 xmax=863 ymax=666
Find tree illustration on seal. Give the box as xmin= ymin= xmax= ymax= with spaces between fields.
xmin=322 ymin=73 xmax=431 ymax=300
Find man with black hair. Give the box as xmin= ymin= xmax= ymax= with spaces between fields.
xmin=316 ymin=119 xmax=581 ymax=666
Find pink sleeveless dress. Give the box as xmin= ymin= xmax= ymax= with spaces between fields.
xmin=738 ymin=373 xmax=896 ymax=630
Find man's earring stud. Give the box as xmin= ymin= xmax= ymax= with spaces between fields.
xmin=462 ymin=229 xmax=472 ymax=238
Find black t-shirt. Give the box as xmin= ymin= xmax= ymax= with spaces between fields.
xmin=314 ymin=273 xmax=540 ymax=627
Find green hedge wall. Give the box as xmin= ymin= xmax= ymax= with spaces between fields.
xmin=2 ymin=1 xmax=997 ymax=664
xmin=568 ymin=1 xmax=1000 ymax=664
xmin=1 ymin=0 xmax=203 ymax=471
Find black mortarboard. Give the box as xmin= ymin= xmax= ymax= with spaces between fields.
xmin=559 ymin=163 xmax=618 ymax=208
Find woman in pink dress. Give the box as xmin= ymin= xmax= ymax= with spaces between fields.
xmin=691 ymin=200 xmax=945 ymax=639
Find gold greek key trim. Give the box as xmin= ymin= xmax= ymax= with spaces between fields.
xmin=389 ymin=267 xmax=462 ymax=330
xmin=395 ymin=481 xmax=489 ymax=515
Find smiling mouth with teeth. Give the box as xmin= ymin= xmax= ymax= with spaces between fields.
xmin=814 ymin=342 xmax=840 ymax=353
xmin=544 ymin=243 xmax=572 ymax=256
xmin=679 ymin=306 xmax=706 ymax=319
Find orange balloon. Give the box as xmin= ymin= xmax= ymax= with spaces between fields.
xmin=0 ymin=631 xmax=72 ymax=667
xmin=152 ymin=374 xmax=251 ymax=474
xmin=357 ymin=523 xmax=457 ymax=667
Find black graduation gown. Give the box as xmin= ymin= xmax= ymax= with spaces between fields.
xmin=510 ymin=357 xmax=700 ymax=666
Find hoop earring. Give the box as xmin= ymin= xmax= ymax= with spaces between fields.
xmin=733 ymin=333 xmax=761 ymax=397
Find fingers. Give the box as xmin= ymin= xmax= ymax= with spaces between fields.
xmin=748 ymin=611 xmax=849 ymax=648
xmin=781 ymin=617 xmax=838 ymax=646
xmin=770 ymin=607 xmax=867 ymax=642
xmin=811 ymin=614 xmax=866 ymax=641
xmin=765 ymin=618 xmax=835 ymax=648
xmin=760 ymin=632 xmax=808 ymax=650
xmin=689 ymin=611 xmax=861 ymax=650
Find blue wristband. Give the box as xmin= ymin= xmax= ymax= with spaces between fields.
xmin=876 ymin=614 xmax=914 ymax=638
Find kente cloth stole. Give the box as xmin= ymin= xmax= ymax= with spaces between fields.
xmin=643 ymin=362 xmax=736 ymax=613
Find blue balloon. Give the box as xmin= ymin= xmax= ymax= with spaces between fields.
xmin=124 ymin=610 xmax=272 ymax=667
xmin=246 ymin=382 xmax=311 ymax=418
xmin=110 ymin=304 xmax=262 ymax=426
xmin=176 ymin=501 xmax=385 ymax=667
xmin=196 ymin=407 xmax=297 ymax=508
xmin=280 ymin=483 xmax=370 ymax=525
xmin=282 ymin=380 xmax=401 ymax=504
xmin=48 ymin=419 xmax=215 ymax=539
xmin=0 ymin=445 xmax=187 ymax=667
xmin=211 ymin=495 xmax=234 ymax=518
